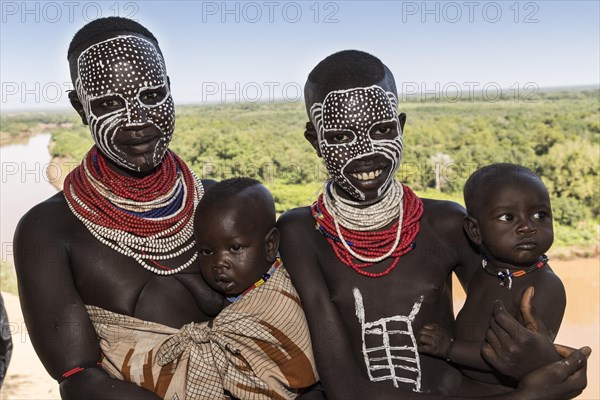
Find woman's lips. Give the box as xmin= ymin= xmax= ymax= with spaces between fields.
xmin=349 ymin=169 xmax=384 ymax=181
xmin=119 ymin=135 xmax=160 ymax=154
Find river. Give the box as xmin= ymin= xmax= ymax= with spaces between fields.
xmin=0 ymin=134 xmax=58 ymax=265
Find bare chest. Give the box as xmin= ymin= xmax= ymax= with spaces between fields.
xmin=455 ymin=268 xmax=527 ymax=340
xmin=65 ymin=221 xmax=221 ymax=327
xmin=317 ymin=238 xmax=460 ymax=393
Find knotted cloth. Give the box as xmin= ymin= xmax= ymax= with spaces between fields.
xmin=86 ymin=265 xmax=318 ymax=399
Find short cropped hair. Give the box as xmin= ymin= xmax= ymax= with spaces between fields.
xmin=67 ymin=17 xmax=159 ymax=60
xmin=304 ymin=50 xmax=397 ymax=109
xmin=464 ymin=163 xmax=543 ymax=217
xmin=199 ymin=177 xmax=261 ymax=208
xmin=198 ymin=178 xmax=275 ymax=218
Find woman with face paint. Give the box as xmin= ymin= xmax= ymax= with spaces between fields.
xmin=13 ymin=18 xmax=226 ymax=399
xmin=277 ymin=50 xmax=590 ymax=399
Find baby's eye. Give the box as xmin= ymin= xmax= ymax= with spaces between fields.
xmin=230 ymin=244 xmax=243 ymax=253
xmin=532 ymin=211 xmax=550 ymax=220
xmin=199 ymin=249 xmax=213 ymax=256
xmin=498 ymin=214 xmax=513 ymax=222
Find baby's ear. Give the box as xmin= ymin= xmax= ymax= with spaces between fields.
xmin=304 ymin=121 xmax=322 ymax=157
xmin=464 ymin=216 xmax=482 ymax=245
xmin=265 ymin=227 xmax=280 ymax=263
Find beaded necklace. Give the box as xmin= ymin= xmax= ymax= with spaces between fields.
xmin=482 ymin=254 xmax=549 ymax=290
xmin=312 ymin=180 xmax=423 ymax=278
xmin=226 ymin=258 xmax=282 ymax=303
xmin=63 ymin=147 xmax=203 ymax=275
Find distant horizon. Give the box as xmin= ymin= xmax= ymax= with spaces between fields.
xmin=1 ymin=83 xmax=598 ymax=114
xmin=2 ymin=1 xmax=598 ymax=111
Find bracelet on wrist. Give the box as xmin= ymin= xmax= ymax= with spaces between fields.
xmin=445 ymin=338 xmax=455 ymax=362
xmin=57 ymin=362 xmax=103 ymax=383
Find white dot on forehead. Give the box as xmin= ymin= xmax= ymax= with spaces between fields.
xmin=78 ymin=36 xmax=165 ymax=97
xmin=322 ymin=86 xmax=395 ymax=130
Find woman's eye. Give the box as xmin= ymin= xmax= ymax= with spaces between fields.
xmin=141 ymin=92 xmax=158 ymax=102
xmin=498 ymin=214 xmax=513 ymax=222
xmin=374 ymin=127 xmax=391 ymax=135
xmin=101 ymin=99 xmax=122 ymax=108
xmin=140 ymin=90 xmax=165 ymax=105
xmin=325 ymin=131 xmax=353 ymax=144
xmin=371 ymin=124 xmax=397 ymax=138
xmin=333 ymin=133 xmax=351 ymax=142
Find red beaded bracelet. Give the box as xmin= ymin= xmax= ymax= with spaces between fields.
xmin=57 ymin=362 xmax=103 ymax=383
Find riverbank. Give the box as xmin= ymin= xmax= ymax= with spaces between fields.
xmin=45 ymin=155 xmax=77 ymax=192
xmin=0 ymin=123 xmax=72 ymax=147
xmin=2 ymin=256 xmax=598 ymax=399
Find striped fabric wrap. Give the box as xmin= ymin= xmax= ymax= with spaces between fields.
xmin=86 ymin=265 xmax=318 ymax=399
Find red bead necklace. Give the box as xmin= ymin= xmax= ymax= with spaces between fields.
xmin=63 ymin=147 xmax=202 ymax=275
xmin=312 ymin=183 xmax=423 ymax=278
xmin=64 ymin=147 xmax=194 ymax=236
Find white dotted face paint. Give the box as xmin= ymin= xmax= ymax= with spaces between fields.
xmin=75 ymin=35 xmax=175 ymax=171
xmin=310 ymin=85 xmax=403 ymax=201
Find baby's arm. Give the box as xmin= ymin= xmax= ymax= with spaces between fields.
xmin=419 ymin=272 xmax=566 ymax=379
xmin=418 ymin=324 xmax=492 ymax=371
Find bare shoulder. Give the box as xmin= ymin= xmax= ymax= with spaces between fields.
xmin=200 ymin=178 xmax=217 ymax=192
xmin=15 ymin=192 xmax=72 ymax=239
xmin=421 ymin=198 xmax=468 ymax=243
xmin=277 ymin=206 xmax=321 ymax=278
xmin=420 ymin=198 xmax=481 ymax=286
xmin=421 ymin=197 xmax=467 ymax=221
xmin=277 ymin=206 xmax=314 ymax=233
xmin=532 ymin=264 xmax=566 ymax=298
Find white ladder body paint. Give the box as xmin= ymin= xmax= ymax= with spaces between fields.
xmin=353 ymin=288 xmax=424 ymax=392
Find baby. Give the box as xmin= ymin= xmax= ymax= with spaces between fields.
xmin=86 ymin=177 xmax=319 ymax=399
xmin=192 ymin=177 xmax=319 ymax=399
xmin=418 ymin=163 xmax=566 ymax=395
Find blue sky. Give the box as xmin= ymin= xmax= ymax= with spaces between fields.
xmin=1 ymin=0 xmax=599 ymax=110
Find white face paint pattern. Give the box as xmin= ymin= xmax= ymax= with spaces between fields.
xmin=310 ymin=85 xmax=403 ymax=201
xmin=75 ymin=35 xmax=174 ymax=171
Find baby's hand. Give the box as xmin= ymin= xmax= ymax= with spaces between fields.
xmin=417 ymin=323 xmax=453 ymax=359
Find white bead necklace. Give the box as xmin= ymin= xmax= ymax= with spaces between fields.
xmin=322 ymin=179 xmax=405 ymax=263
xmin=65 ymin=168 xmax=204 ymax=276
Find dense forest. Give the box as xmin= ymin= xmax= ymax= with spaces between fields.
xmin=1 ymin=89 xmax=598 ymax=249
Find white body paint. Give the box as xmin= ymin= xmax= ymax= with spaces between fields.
xmin=353 ymin=287 xmax=423 ymax=392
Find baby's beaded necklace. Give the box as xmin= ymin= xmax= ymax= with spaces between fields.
xmin=312 ymin=180 xmax=423 ymax=278
xmin=482 ymin=254 xmax=549 ymax=290
xmin=226 ymin=258 xmax=282 ymax=303
xmin=63 ymin=147 xmax=203 ymax=275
